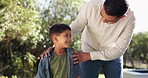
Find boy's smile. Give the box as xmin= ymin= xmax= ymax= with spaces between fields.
xmin=56 ymin=30 xmax=72 ymax=48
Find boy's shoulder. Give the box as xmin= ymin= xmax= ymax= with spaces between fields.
xmin=40 ymin=48 xmax=54 ymax=61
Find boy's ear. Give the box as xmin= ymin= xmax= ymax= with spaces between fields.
xmin=53 ymin=35 xmax=58 ymax=42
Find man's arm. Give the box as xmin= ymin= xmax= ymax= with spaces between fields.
xmin=73 ymin=13 xmax=135 ymax=63
xmin=70 ymin=2 xmax=89 ymax=38
xmin=40 ymin=47 xmax=53 ymax=60
xmin=73 ymin=52 xmax=91 ymax=64
xmin=90 ymin=15 xmax=136 ymax=61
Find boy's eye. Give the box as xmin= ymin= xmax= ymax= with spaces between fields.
xmin=65 ymin=35 xmax=68 ymax=37
xmin=65 ymin=34 xmax=71 ymax=38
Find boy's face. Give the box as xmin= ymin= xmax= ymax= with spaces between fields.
xmin=54 ymin=30 xmax=71 ymax=48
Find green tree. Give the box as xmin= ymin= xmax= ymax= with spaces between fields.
xmin=0 ymin=0 xmax=84 ymax=77
xmin=124 ymin=32 xmax=148 ymax=68
xmin=0 ymin=0 xmax=42 ymax=77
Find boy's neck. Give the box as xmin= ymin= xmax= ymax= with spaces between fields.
xmin=54 ymin=47 xmax=66 ymax=56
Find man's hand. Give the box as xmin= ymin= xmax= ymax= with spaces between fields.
xmin=40 ymin=47 xmax=52 ymax=60
xmin=73 ymin=52 xmax=91 ymax=64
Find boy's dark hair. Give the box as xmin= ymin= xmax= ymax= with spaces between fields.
xmin=49 ymin=23 xmax=71 ymax=40
xmin=104 ymin=0 xmax=128 ymax=17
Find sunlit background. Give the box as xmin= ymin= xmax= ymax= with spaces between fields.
xmin=0 ymin=0 xmax=148 ymax=78
xmin=37 ymin=0 xmax=148 ymax=33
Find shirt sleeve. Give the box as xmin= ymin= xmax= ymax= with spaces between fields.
xmin=70 ymin=2 xmax=89 ymax=38
xmin=90 ymin=16 xmax=136 ymax=61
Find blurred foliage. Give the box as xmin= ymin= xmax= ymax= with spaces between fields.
xmin=124 ymin=32 xmax=148 ymax=68
xmin=0 ymin=0 xmax=42 ymax=77
xmin=0 ymin=0 xmax=147 ymax=77
xmin=0 ymin=0 xmax=84 ymax=77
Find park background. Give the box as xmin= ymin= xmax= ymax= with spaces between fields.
xmin=0 ymin=0 xmax=148 ymax=78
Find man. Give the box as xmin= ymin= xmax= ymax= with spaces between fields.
xmin=41 ymin=0 xmax=135 ymax=78
xmin=71 ymin=0 xmax=135 ymax=78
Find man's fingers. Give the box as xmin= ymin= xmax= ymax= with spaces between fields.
xmin=40 ymin=47 xmax=53 ymax=61
xmin=73 ymin=56 xmax=79 ymax=61
xmin=40 ymin=51 xmax=48 ymax=61
xmin=45 ymin=51 xmax=48 ymax=57
xmin=40 ymin=54 xmax=44 ymax=60
xmin=73 ymin=53 xmax=80 ymax=64
xmin=73 ymin=55 xmax=79 ymax=64
xmin=45 ymin=47 xmax=53 ymax=57
xmin=74 ymin=61 xmax=79 ymax=64
xmin=73 ymin=54 xmax=78 ymax=58
xmin=45 ymin=48 xmax=50 ymax=57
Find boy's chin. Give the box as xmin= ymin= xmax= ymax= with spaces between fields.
xmin=65 ymin=45 xmax=70 ymax=48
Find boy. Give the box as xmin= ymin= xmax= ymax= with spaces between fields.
xmin=36 ymin=24 xmax=80 ymax=78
